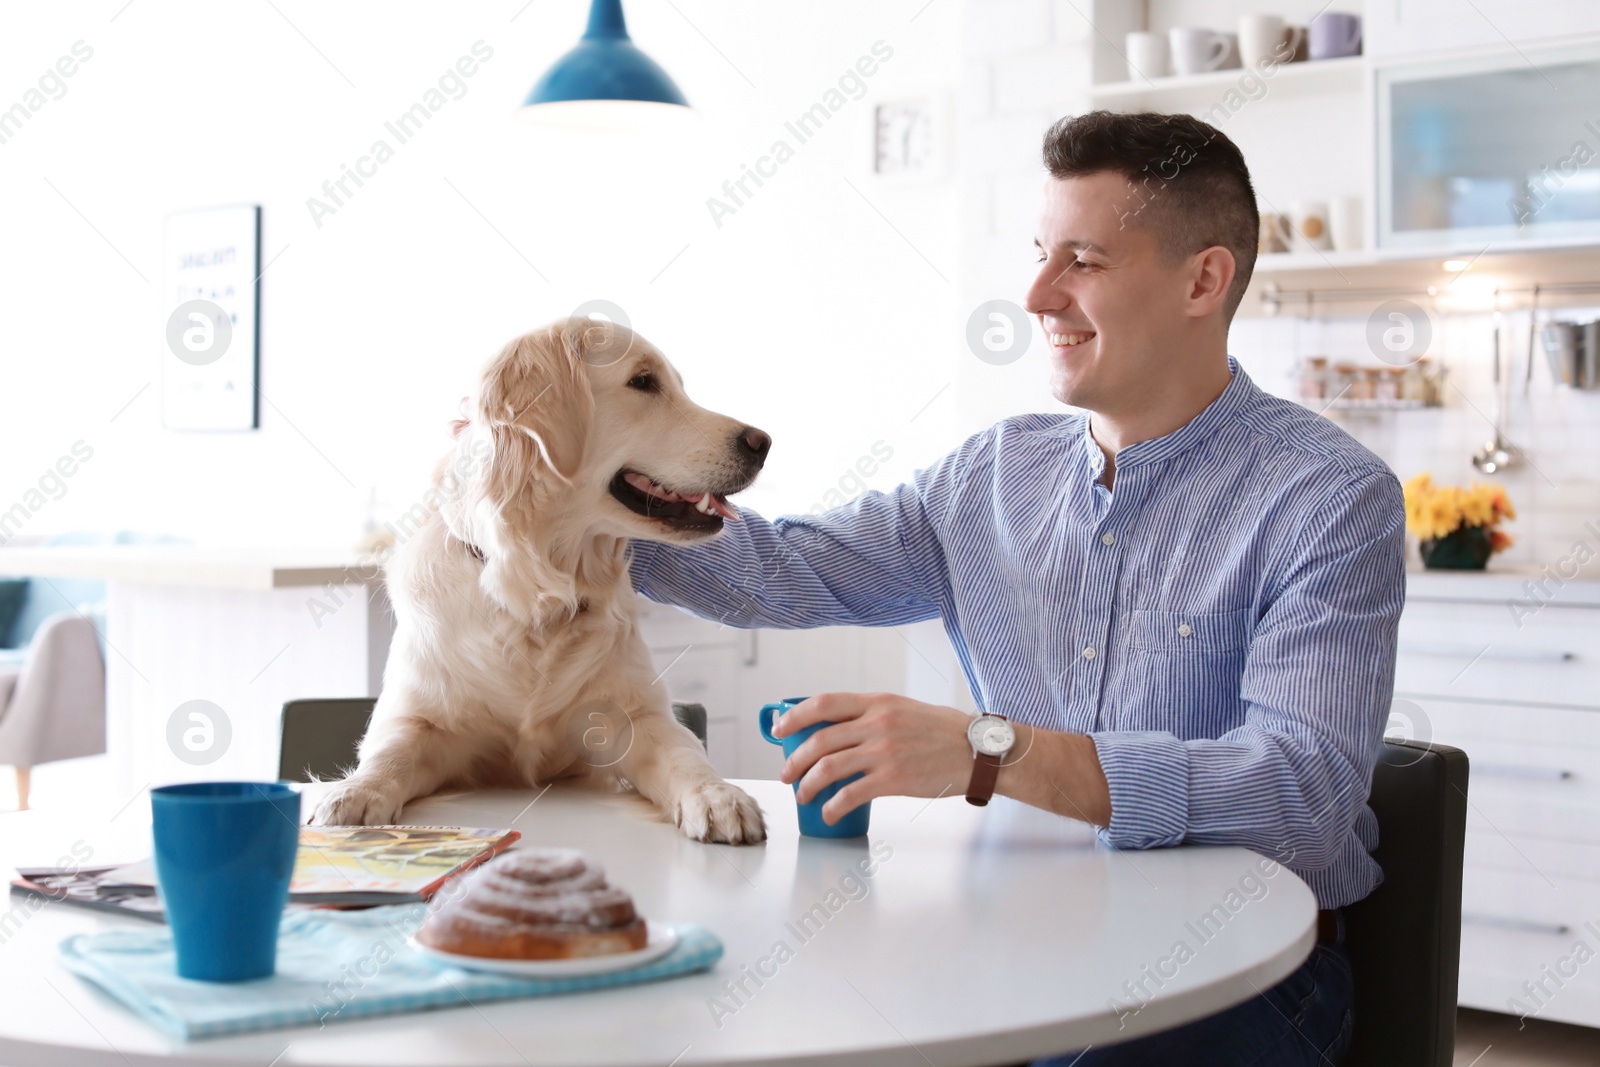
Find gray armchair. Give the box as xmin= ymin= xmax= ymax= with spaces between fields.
xmin=0 ymin=540 xmax=112 ymax=810
xmin=0 ymin=530 xmax=184 ymax=808
xmin=0 ymin=607 xmax=107 ymax=809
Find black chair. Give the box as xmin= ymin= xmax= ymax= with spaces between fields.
xmin=1342 ymin=737 xmax=1469 ymax=1067
xmin=278 ymin=697 xmax=710 ymax=783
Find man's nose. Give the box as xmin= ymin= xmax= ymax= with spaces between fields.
xmin=1024 ymin=266 xmax=1067 ymax=316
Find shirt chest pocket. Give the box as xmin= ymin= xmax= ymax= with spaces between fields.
xmin=1110 ymin=608 xmax=1253 ymax=734
xmin=1125 ymin=608 xmax=1252 ymax=653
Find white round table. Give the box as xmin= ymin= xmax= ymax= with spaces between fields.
xmin=0 ymin=780 xmax=1317 ymax=1066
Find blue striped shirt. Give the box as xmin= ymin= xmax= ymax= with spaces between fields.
xmin=629 ymin=360 xmax=1407 ymax=908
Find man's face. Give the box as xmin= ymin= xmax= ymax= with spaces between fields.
xmin=1024 ymin=171 xmax=1193 ymax=415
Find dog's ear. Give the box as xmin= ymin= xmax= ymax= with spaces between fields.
xmin=477 ymin=326 xmax=594 ymax=513
xmin=448 ymin=396 xmax=470 ymax=438
xmin=468 ymin=326 xmax=596 ymax=624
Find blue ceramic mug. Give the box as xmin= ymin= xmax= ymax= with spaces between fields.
xmin=759 ymin=697 xmax=871 ymax=838
xmin=150 ymin=782 xmax=300 ymax=982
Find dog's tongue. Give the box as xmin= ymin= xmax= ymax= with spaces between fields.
xmin=698 ymin=494 xmax=740 ymax=521
xmin=622 ymin=472 xmax=740 ymax=521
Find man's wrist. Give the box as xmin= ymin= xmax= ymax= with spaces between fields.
xmin=995 ymin=725 xmax=1112 ymax=827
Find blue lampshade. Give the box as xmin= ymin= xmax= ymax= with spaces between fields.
xmin=524 ymin=0 xmax=688 ymax=110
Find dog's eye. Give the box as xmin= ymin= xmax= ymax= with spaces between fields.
xmin=626 ymin=372 xmax=659 ymax=393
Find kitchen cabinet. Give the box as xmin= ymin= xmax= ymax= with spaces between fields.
xmin=1376 ymin=42 xmax=1600 ymax=252
xmin=1395 ymin=569 xmax=1600 ymax=1028
xmin=637 ymin=602 xmax=937 ymax=781
xmin=1366 ymin=1 xmax=1600 ymax=58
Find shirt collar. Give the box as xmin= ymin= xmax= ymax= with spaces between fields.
xmin=1080 ymin=357 xmax=1254 ymax=477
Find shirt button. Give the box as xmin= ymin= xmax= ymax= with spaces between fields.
xmin=1101 ymin=532 xmax=1116 ymax=546
xmin=1082 ymin=646 xmax=1097 ymax=660
xmin=1177 ymin=623 xmax=1193 ymax=637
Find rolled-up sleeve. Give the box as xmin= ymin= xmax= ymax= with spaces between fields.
xmin=628 ymin=433 xmax=986 ymax=630
xmin=1089 ymin=470 xmax=1406 ymax=868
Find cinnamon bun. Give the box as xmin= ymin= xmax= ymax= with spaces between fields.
xmin=417 ymin=848 xmax=648 ymax=959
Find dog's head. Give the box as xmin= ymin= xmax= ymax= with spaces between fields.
xmin=468 ymin=318 xmax=770 ymax=548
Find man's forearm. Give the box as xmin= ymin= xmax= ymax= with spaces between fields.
xmin=631 ymin=497 xmax=944 ymax=629
xmin=996 ymin=723 xmax=1112 ymax=828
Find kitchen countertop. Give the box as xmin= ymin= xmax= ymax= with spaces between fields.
xmin=1405 ymin=562 xmax=1600 ymax=605
xmin=0 ymin=544 xmax=380 ymax=590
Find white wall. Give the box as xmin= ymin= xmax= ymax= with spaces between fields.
xmin=0 ymin=1 xmax=962 ymax=550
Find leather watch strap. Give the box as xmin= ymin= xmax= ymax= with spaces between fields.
xmin=966 ymin=751 xmax=1002 ymax=806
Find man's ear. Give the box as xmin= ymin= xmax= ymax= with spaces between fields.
xmin=477 ymin=326 xmax=594 ymax=513
xmin=1185 ymin=245 xmax=1237 ymax=319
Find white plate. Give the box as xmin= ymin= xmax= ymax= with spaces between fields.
xmin=409 ymin=922 xmax=679 ymax=977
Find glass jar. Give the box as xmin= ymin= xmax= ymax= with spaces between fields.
xmin=1401 ymin=361 xmax=1426 ymax=403
xmin=1416 ymin=358 xmax=1440 ymax=406
xmin=1335 ymin=362 xmax=1366 ymax=403
xmin=1331 ymin=363 xmax=1356 ymax=404
xmin=1299 ymin=357 xmax=1329 ymax=402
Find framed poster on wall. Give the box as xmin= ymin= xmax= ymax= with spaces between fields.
xmin=161 ymin=204 xmax=261 ymax=430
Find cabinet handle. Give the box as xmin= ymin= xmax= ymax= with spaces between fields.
xmin=1462 ymin=913 xmax=1570 ymax=936
xmin=1474 ymin=763 xmax=1575 ymax=781
xmin=744 ymin=630 xmax=758 ymax=667
xmin=1400 ymin=642 xmax=1577 ymax=663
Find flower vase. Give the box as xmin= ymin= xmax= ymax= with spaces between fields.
xmin=1418 ymin=526 xmax=1492 ymax=570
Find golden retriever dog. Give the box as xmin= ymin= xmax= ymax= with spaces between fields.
xmin=311 ymin=318 xmax=769 ymax=843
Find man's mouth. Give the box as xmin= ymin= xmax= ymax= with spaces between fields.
xmin=1049 ymin=331 xmax=1095 ymax=348
xmin=609 ymin=469 xmax=742 ymax=532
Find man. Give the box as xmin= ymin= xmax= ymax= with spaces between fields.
xmin=629 ymin=110 xmax=1404 ymax=1065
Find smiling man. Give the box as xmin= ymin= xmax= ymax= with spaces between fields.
xmin=629 ymin=110 xmax=1404 ymax=1066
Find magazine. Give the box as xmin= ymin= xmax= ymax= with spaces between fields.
xmin=11 ymin=866 xmax=166 ymax=922
xmin=10 ymin=825 xmax=520 ymax=921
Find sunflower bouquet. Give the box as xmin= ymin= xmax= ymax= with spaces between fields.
xmin=1402 ymin=473 xmax=1515 ymax=570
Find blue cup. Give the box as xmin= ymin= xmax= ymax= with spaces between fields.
xmin=150 ymin=782 xmax=301 ymax=982
xmin=759 ymin=697 xmax=871 ymax=838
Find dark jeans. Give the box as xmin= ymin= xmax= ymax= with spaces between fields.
xmin=1031 ymin=937 xmax=1355 ymax=1067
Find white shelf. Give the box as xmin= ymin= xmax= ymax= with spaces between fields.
xmin=1254 ymin=248 xmax=1381 ymax=275
xmin=1239 ymin=242 xmax=1600 ymax=316
xmin=1089 ymin=55 xmax=1365 ymax=104
xmin=1256 ymin=237 xmax=1600 ymax=276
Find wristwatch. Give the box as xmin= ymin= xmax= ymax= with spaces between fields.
xmin=965 ymin=713 xmax=1016 ymax=806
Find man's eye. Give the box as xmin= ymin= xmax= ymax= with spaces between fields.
xmin=627 ymin=372 xmax=658 ymax=392
xmin=1074 ymin=259 xmax=1099 ymax=272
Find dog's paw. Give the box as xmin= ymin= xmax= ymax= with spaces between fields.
xmin=673 ymin=780 xmax=767 ymax=844
xmin=309 ymin=779 xmax=405 ymax=826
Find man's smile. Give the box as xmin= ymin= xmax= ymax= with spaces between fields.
xmin=1050 ymin=331 xmax=1095 ymax=348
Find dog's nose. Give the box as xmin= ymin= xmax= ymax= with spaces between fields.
xmin=736 ymin=426 xmax=771 ymax=467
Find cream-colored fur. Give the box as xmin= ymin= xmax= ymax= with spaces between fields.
xmin=311 ymin=318 xmax=769 ymax=843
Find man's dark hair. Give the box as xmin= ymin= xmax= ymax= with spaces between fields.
xmin=1042 ymin=110 xmax=1258 ymax=320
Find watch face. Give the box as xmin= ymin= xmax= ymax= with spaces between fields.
xmin=968 ymin=716 xmax=1015 ymax=756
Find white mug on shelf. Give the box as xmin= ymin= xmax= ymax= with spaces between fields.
xmin=1168 ymin=27 xmax=1230 ymax=76
xmin=1238 ymin=14 xmax=1306 ymax=68
xmin=1216 ymin=32 xmax=1242 ymax=69
xmin=1329 ymin=196 xmax=1364 ymax=252
xmin=1288 ymin=200 xmax=1333 ymax=252
xmin=1125 ymin=31 xmax=1169 ymax=81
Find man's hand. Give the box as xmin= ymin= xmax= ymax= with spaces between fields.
xmin=772 ymin=692 xmax=1114 ymax=828
xmin=773 ymin=692 xmax=972 ymax=825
